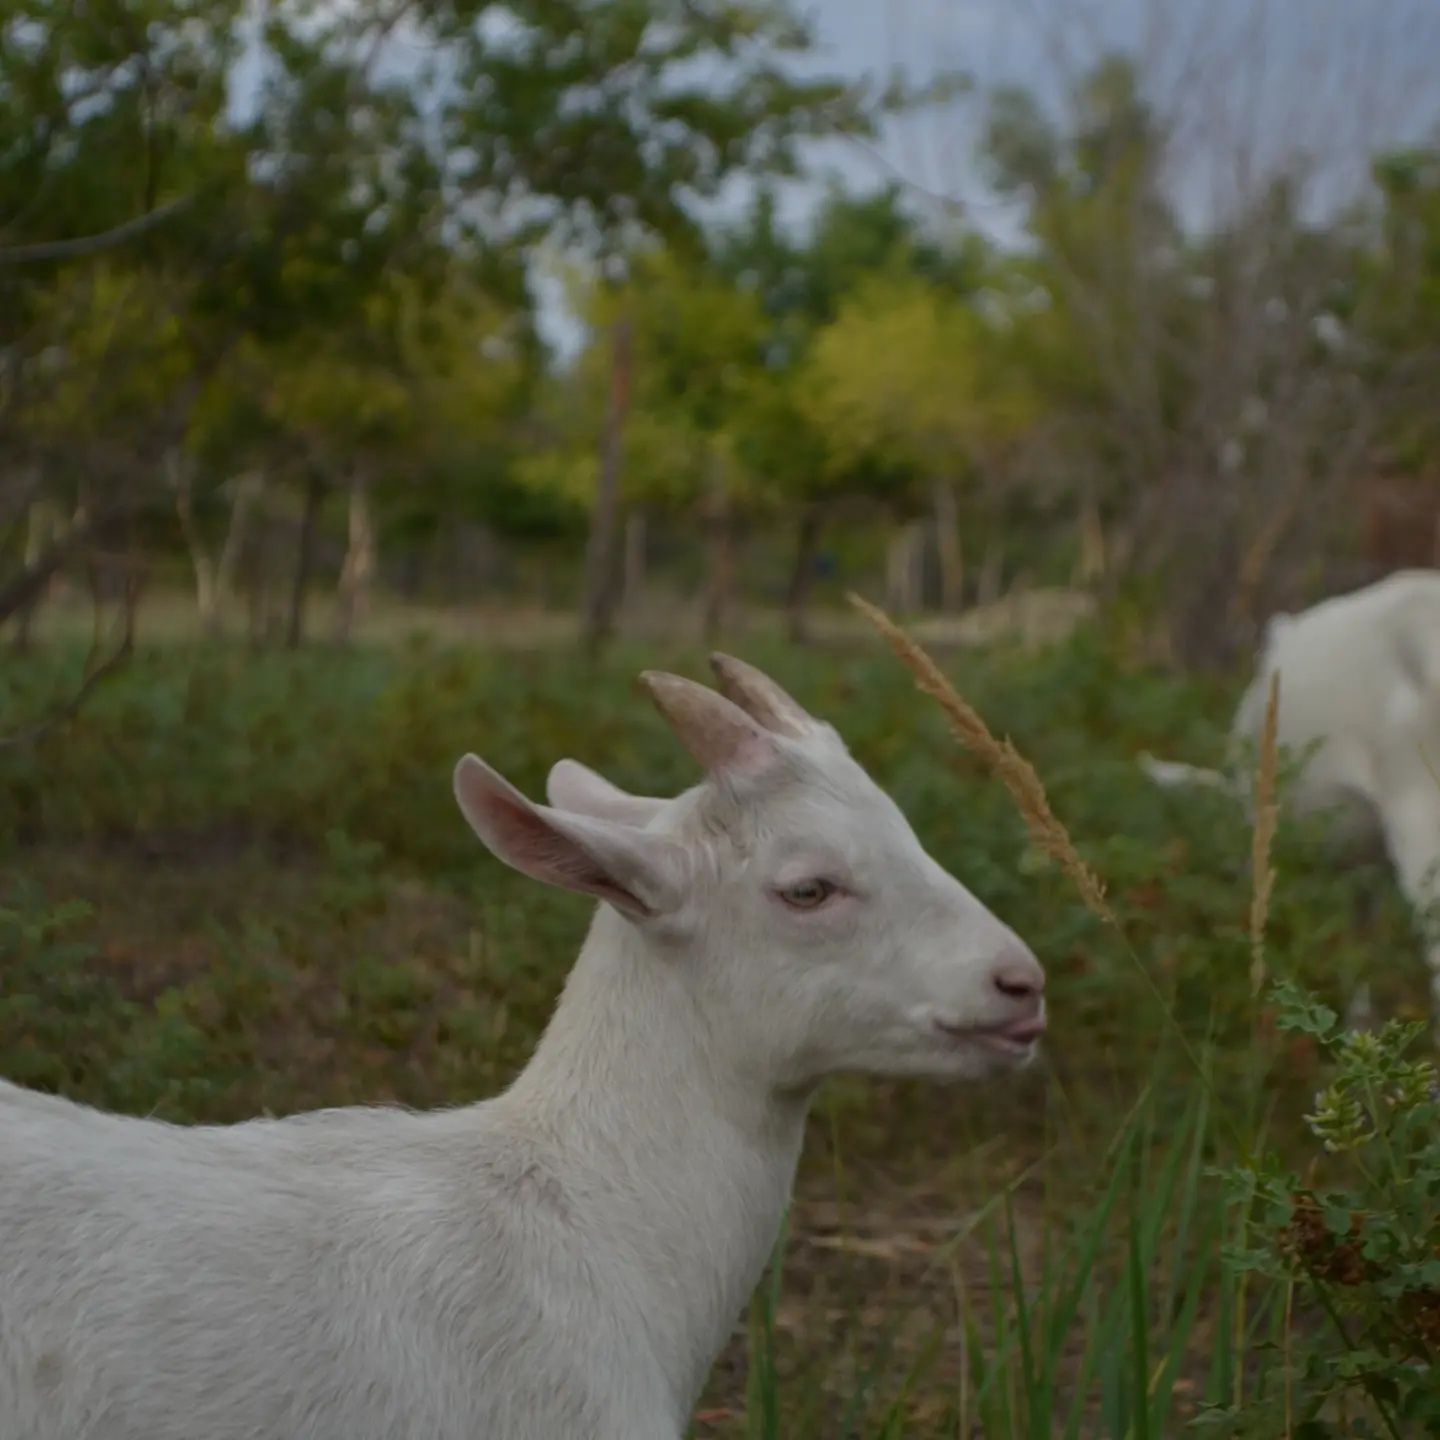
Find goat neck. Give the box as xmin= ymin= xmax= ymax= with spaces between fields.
xmin=496 ymin=905 xmax=808 ymax=1415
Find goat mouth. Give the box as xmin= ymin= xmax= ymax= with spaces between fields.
xmin=933 ymin=1016 xmax=1046 ymax=1054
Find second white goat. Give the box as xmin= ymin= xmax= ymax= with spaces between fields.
xmin=1143 ymin=570 xmax=1440 ymax=1019
xmin=0 ymin=653 xmax=1045 ymax=1440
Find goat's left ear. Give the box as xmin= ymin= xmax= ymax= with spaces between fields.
xmin=546 ymin=759 xmax=669 ymax=828
xmin=454 ymin=756 xmax=684 ymax=919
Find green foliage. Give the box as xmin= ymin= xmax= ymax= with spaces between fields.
xmin=1361 ymin=147 xmax=1440 ymax=467
xmin=3 ymin=0 xmax=907 ymax=592
xmin=713 ymin=183 xmax=985 ymax=334
xmin=8 ymin=15 xmax=1440 ymax=652
xmin=0 ymin=892 xmax=124 ymax=1096
xmin=951 ymin=1085 xmax=1230 ymax=1440
xmin=800 ymin=271 xmax=1033 ymax=490
xmin=1207 ymin=987 xmax=1440 ymax=1437
xmin=439 ymin=0 xmax=877 ymax=253
xmin=525 ymin=247 xmax=773 ymax=516
xmin=528 ymin=176 xmax=1005 ymax=540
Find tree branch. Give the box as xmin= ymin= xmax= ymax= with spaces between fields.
xmin=0 ymin=507 xmax=123 ymax=624
xmin=0 ymin=197 xmax=191 ymax=267
xmin=0 ymin=581 xmax=137 ymax=750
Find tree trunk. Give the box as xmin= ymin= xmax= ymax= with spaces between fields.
xmin=398 ymin=537 xmax=427 ymax=601
xmin=1077 ymin=488 xmax=1107 ymax=585
xmin=119 ymin=515 xmax=146 ymax=648
xmin=884 ymin=520 xmax=925 ymax=614
xmin=333 ymin=469 xmax=376 ymax=645
xmin=242 ymin=488 xmax=274 ymax=647
xmin=83 ymin=540 xmax=108 ymax=651
xmin=581 ymin=314 xmax=634 ymax=656
xmin=976 ymin=535 xmax=1005 ymax=606
xmin=932 ymin=480 xmax=964 ymax=611
xmin=0 ymin=502 xmax=116 ymax=630
xmin=79 ymin=512 xmax=145 ymax=652
xmin=247 ymin=545 xmax=271 ymax=647
xmin=1230 ymin=465 xmax=1312 ymax=640
xmin=213 ymin=471 xmax=263 ymax=633
xmin=700 ymin=451 xmax=737 ymax=645
xmin=286 ymin=474 xmax=325 ymax=650
xmin=1172 ymin=565 xmax=1244 ymax=672
xmin=168 ymin=451 xmax=219 ymax=631
xmin=785 ymin=504 xmax=824 ymax=645
xmin=12 ymin=495 xmax=54 ymax=650
xmin=621 ymin=508 xmax=647 ymax=622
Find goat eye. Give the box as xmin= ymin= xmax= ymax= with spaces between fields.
xmin=778 ymin=878 xmax=836 ymax=909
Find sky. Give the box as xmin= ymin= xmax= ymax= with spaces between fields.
xmin=778 ymin=0 xmax=1440 ymax=232
xmin=550 ymin=0 xmax=1440 ymax=355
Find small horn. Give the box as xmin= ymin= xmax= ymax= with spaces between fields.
xmin=638 ymin=671 xmax=772 ymax=774
xmin=709 ymin=653 xmax=811 ymax=738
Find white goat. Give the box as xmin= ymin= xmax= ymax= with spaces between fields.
xmin=0 ymin=654 xmax=1045 ymax=1440
xmin=1142 ymin=570 xmax=1440 ymax=1017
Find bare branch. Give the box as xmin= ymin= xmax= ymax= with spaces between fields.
xmin=0 ymin=579 xmax=137 ymax=750
xmin=0 ymin=508 xmax=122 ymax=625
xmin=0 ymin=197 xmax=191 ymax=267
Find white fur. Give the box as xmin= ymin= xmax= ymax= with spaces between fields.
xmin=0 ymin=656 xmax=1044 ymax=1440
xmin=1144 ymin=571 xmax=1440 ymax=1017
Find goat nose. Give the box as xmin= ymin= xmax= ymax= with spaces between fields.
xmin=991 ymin=948 xmax=1045 ymax=1002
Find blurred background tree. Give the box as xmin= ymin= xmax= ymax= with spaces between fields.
xmin=3 ymin=0 xmax=1439 ymax=669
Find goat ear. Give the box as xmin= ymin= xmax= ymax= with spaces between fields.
xmin=545 ymin=759 xmax=669 ymax=827
xmin=638 ymin=671 xmax=775 ymax=776
xmin=709 ymin=653 xmax=813 ymax=738
xmin=454 ymin=756 xmax=683 ymax=919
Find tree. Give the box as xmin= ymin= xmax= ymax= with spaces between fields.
xmin=5 ymin=0 xmax=877 ymax=653
xmin=0 ymin=0 xmax=244 ymax=641
xmin=709 ymin=183 xmax=992 ymax=632
xmin=525 ymin=247 xmax=770 ymax=640
xmin=440 ymin=2 xmax=911 ymax=651
xmin=979 ymin=54 xmax=1394 ymax=665
xmin=1362 ymin=147 xmax=1440 ymax=467
xmin=801 ymin=273 xmax=1033 ymax=612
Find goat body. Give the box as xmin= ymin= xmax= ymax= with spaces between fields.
xmin=1145 ymin=571 xmax=1440 ymax=1009
xmin=1 ymin=927 xmax=792 ymax=1440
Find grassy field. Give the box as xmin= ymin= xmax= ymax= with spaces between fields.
xmin=3 ymin=620 xmax=1437 ymax=1436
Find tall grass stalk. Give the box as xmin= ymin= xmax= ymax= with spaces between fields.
xmin=847 ymin=594 xmax=1112 ymax=925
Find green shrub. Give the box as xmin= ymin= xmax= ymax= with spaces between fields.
xmin=1207 ymin=982 xmax=1440 ymax=1438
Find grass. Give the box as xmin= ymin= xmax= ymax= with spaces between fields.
xmin=1 ymin=616 xmax=1435 ymax=1436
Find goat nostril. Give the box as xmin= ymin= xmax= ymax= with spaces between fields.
xmin=994 ymin=974 xmax=1035 ymax=999
xmin=992 ymin=953 xmax=1045 ymax=1000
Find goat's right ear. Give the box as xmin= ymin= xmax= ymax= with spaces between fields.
xmin=454 ymin=756 xmax=684 ymax=919
xmin=545 ymin=759 xmax=669 ymax=828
